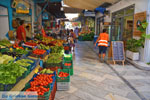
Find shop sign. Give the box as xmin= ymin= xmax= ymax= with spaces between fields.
xmin=84 ymin=11 xmax=95 ymax=17
xmin=12 ymin=0 xmax=30 ymax=14
xmin=42 ymin=12 xmax=49 ymax=20
xmin=133 ymin=11 xmax=146 ymax=37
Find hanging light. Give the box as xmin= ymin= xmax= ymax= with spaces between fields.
xmin=61 ymin=7 xmax=64 ymax=11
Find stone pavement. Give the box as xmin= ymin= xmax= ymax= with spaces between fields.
xmin=55 ymin=41 xmax=150 ymax=100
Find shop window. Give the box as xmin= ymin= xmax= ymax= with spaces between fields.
xmin=125 ymin=6 xmax=134 ymax=15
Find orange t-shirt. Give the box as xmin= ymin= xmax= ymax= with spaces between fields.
xmin=16 ymin=25 xmax=26 ymax=41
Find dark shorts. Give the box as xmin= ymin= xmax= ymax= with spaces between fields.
xmin=99 ymin=46 xmax=107 ymax=54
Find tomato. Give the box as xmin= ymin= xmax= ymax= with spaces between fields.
xmin=58 ymin=72 xmax=69 ymax=77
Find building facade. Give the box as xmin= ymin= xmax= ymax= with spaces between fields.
xmin=95 ymin=0 xmax=150 ymax=63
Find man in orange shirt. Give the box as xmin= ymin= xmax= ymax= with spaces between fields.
xmin=16 ymin=20 xmax=26 ymax=42
xmin=95 ymin=29 xmax=109 ymax=60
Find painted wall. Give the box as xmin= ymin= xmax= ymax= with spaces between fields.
xmin=0 ymin=0 xmax=13 ymax=30
xmin=0 ymin=6 xmax=9 ymax=40
xmin=0 ymin=0 xmax=13 ymax=39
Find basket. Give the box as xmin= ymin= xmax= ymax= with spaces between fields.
xmin=56 ymin=69 xmax=70 ymax=82
xmin=57 ymin=82 xmax=70 ymax=91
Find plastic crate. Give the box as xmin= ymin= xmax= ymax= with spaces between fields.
xmin=49 ymin=81 xmax=56 ymax=100
xmin=47 ymin=49 xmax=51 ymax=54
xmin=45 ymin=67 xmax=62 ymax=74
xmin=0 ymin=70 xmax=28 ymax=91
xmin=44 ymin=62 xmax=62 ymax=68
xmin=70 ymin=68 xmax=73 ymax=76
xmin=56 ymin=69 xmax=70 ymax=82
xmin=64 ymin=54 xmax=72 ymax=62
xmin=78 ymin=36 xmax=83 ymax=41
xmin=63 ymin=61 xmax=73 ymax=69
xmin=30 ymin=51 xmax=47 ymax=59
xmin=24 ymin=82 xmax=52 ymax=100
xmin=57 ymin=82 xmax=70 ymax=91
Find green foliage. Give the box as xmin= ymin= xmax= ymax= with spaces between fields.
xmin=80 ymin=32 xmax=94 ymax=41
xmin=0 ymin=62 xmax=27 ymax=84
xmin=50 ymin=46 xmax=64 ymax=54
xmin=46 ymin=53 xmax=62 ymax=64
xmin=126 ymin=20 xmax=148 ymax=52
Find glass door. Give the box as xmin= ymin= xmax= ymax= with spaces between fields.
xmin=111 ymin=17 xmax=123 ymax=41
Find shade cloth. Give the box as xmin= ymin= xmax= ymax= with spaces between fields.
xmin=63 ymin=0 xmax=120 ymax=10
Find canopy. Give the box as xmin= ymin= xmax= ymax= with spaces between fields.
xmin=63 ymin=0 xmax=120 ymax=10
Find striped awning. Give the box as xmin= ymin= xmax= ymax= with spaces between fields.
xmin=63 ymin=0 xmax=120 ymax=10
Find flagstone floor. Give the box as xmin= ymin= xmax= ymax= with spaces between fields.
xmin=55 ymin=41 xmax=150 ymax=100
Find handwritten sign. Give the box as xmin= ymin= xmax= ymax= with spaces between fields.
xmin=112 ymin=41 xmax=125 ymax=65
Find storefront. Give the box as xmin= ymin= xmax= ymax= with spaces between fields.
xmin=111 ymin=5 xmax=134 ymax=42
xmin=96 ymin=16 xmax=104 ymax=35
xmin=95 ymin=0 xmax=150 ymax=63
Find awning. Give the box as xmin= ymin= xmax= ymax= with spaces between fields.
xmin=63 ymin=0 xmax=120 ymax=10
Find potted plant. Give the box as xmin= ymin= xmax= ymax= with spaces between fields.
xmin=126 ymin=20 xmax=148 ymax=60
xmin=126 ymin=39 xmax=142 ymax=60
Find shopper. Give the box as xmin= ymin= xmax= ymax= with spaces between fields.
xmin=95 ymin=29 xmax=109 ymax=60
xmin=25 ymin=25 xmax=33 ymax=40
xmin=16 ymin=20 xmax=26 ymax=42
xmin=69 ymin=29 xmax=76 ymax=51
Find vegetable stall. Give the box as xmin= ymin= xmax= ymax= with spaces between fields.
xmin=0 ymin=36 xmax=74 ymax=100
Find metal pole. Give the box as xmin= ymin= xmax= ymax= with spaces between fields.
xmin=35 ymin=1 xmax=49 ymax=22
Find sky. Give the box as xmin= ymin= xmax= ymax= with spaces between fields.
xmin=65 ymin=13 xmax=79 ymax=20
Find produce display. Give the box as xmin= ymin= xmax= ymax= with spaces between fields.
xmin=79 ymin=32 xmax=94 ymax=41
xmin=26 ymin=74 xmax=53 ymax=95
xmin=35 ymin=34 xmax=43 ymax=40
xmin=50 ymin=46 xmax=64 ymax=53
xmin=58 ymin=72 xmax=69 ymax=77
xmin=46 ymin=53 xmax=62 ymax=64
xmin=25 ymin=42 xmax=37 ymax=46
xmin=15 ymin=59 xmax=34 ymax=67
xmin=37 ymin=44 xmax=50 ymax=50
xmin=33 ymin=49 xmax=46 ymax=55
xmin=13 ymin=44 xmax=24 ymax=49
xmin=0 ymin=62 xmax=27 ymax=84
xmin=42 ymin=37 xmax=54 ymax=44
xmin=0 ymin=39 xmax=12 ymax=47
xmin=0 ymin=55 xmax=14 ymax=64
xmin=40 ymin=68 xmax=54 ymax=74
xmin=14 ymin=49 xmax=28 ymax=55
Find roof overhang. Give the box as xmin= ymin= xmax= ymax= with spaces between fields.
xmin=63 ymin=0 xmax=120 ymax=10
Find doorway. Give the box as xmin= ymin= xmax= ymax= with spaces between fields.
xmin=111 ymin=5 xmax=134 ymax=43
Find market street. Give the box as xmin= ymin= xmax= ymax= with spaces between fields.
xmin=55 ymin=41 xmax=150 ymax=100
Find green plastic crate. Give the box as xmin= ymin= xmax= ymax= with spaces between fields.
xmin=70 ymin=68 xmax=73 ymax=76
xmin=63 ymin=60 xmax=73 ymax=69
xmin=57 ymin=69 xmax=70 ymax=82
xmin=64 ymin=54 xmax=72 ymax=62
xmin=24 ymin=83 xmax=52 ymax=100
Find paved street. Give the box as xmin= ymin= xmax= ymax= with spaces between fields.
xmin=55 ymin=41 xmax=150 ymax=100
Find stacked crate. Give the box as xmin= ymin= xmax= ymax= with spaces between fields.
xmin=56 ymin=69 xmax=70 ymax=90
xmin=63 ymin=54 xmax=73 ymax=76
